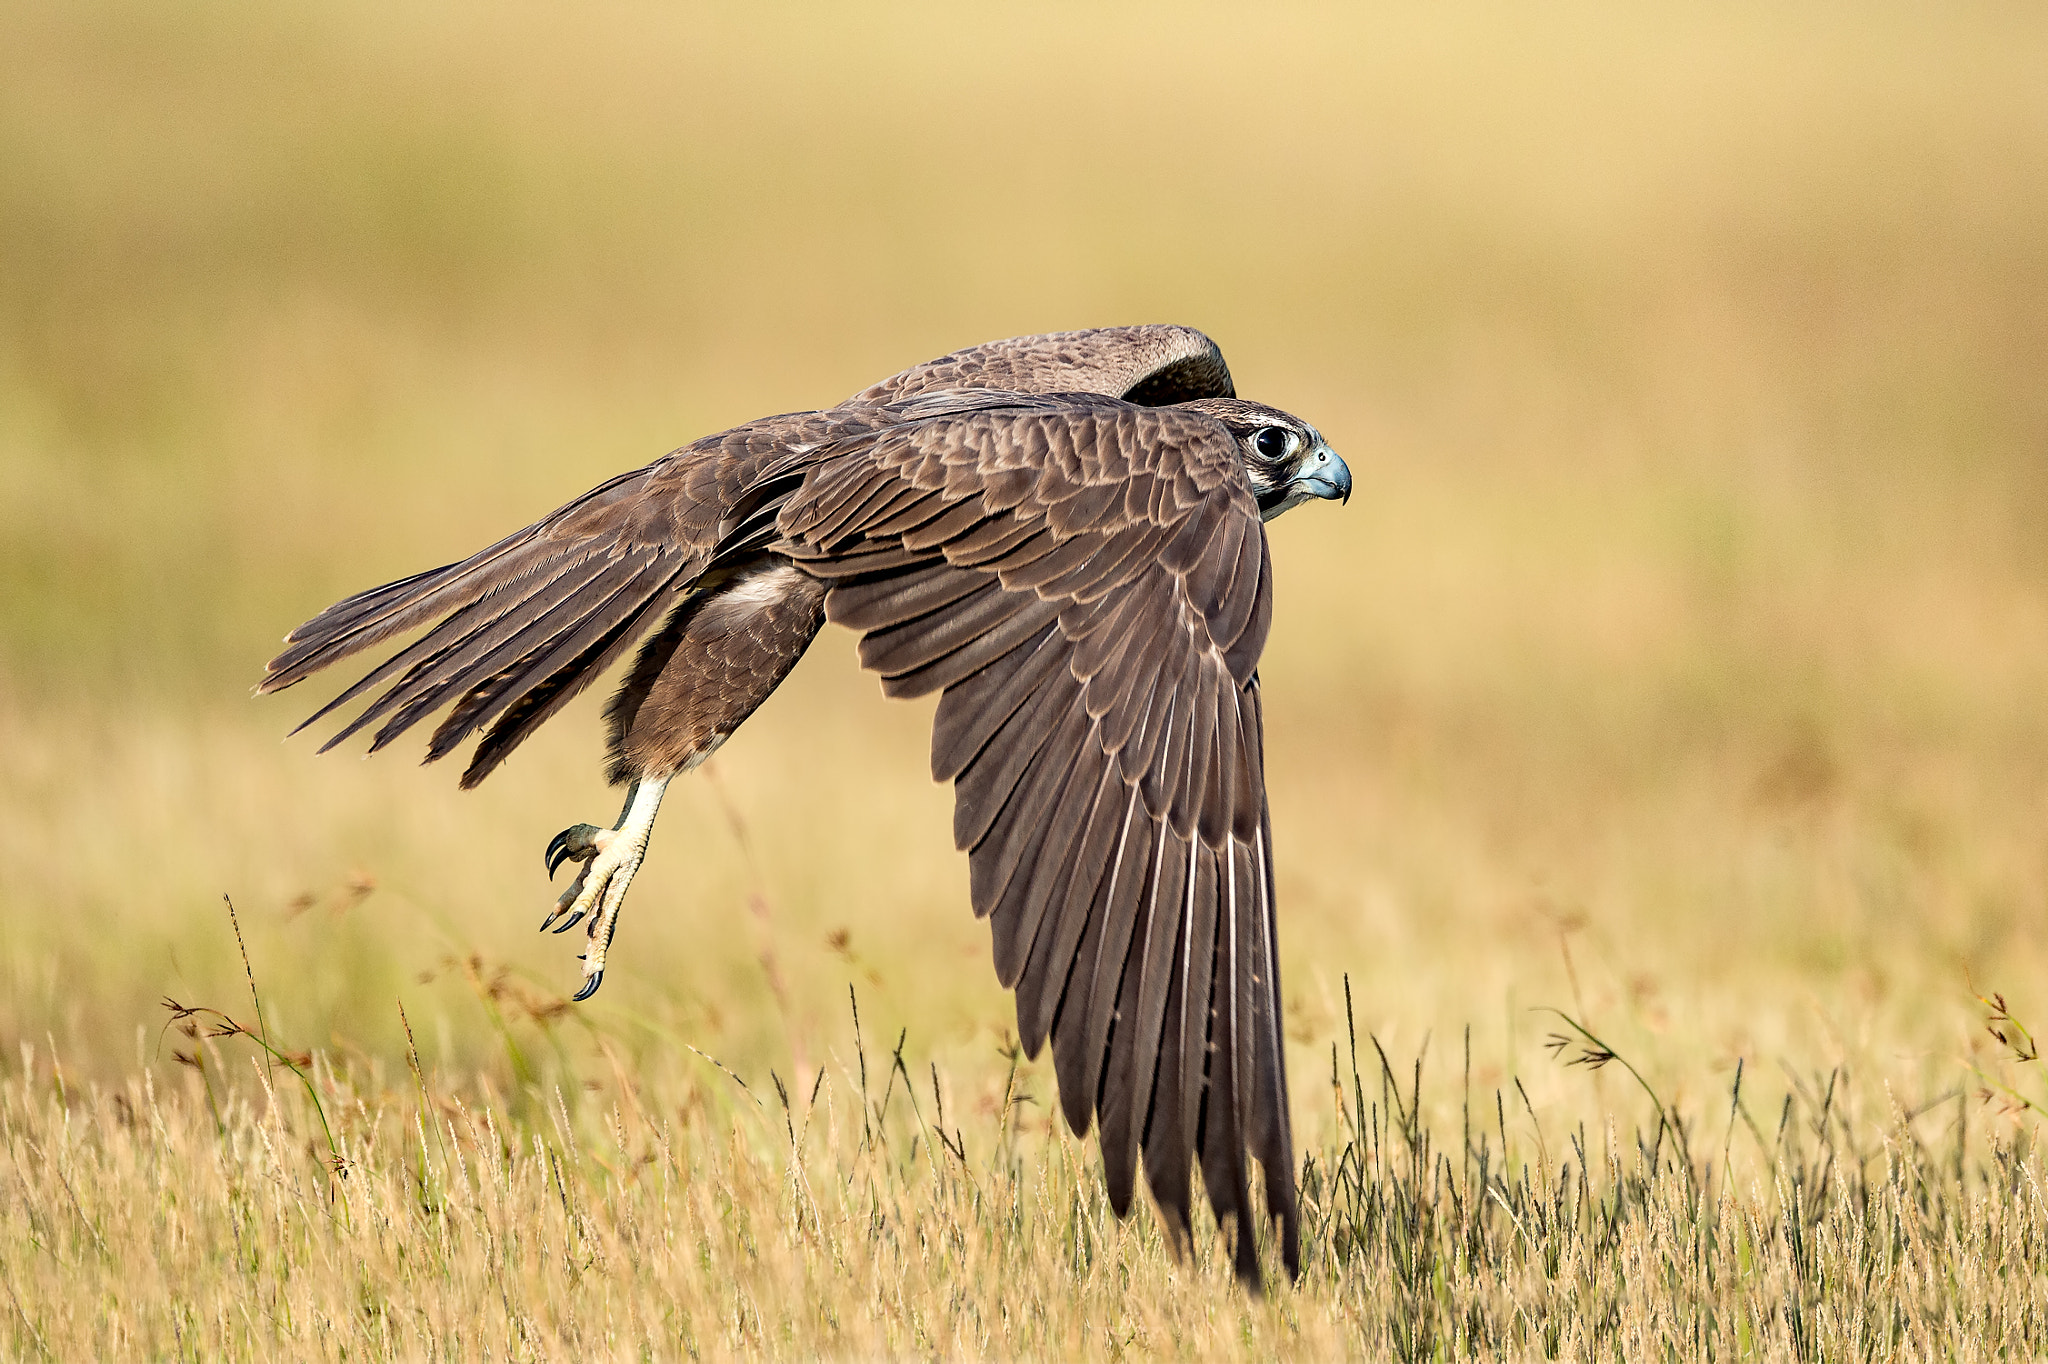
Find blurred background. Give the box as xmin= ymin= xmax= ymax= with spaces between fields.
xmin=2 ymin=0 xmax=2044 ymax=1128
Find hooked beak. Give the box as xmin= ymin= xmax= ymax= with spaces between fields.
xmin=1293 ymin=444 xmax=1351 ymax=505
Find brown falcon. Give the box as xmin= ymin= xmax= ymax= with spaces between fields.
xmin=260 ymin=325 xmax=1350 ymax=1286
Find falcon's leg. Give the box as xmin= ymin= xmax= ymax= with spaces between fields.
xmin=541 ymin=775 xmax=669 ymax=1000
xmin=538 ymin=555 xmax=828 ymax=1002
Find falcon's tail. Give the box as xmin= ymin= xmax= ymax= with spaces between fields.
xmin=258 ymin=467 xmax=710 ymax=788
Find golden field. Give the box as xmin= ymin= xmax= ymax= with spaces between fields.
xmin=2 ymin=1 xmax=2046 ymax=1356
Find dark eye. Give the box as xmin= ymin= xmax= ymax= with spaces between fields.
xmin=1254 ymin=427 xmax=1291 ymax=460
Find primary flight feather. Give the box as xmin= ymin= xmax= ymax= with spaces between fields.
xmin=260 ymin=325 xmax=1351 ymax=1287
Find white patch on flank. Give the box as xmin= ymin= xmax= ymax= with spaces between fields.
xmin=680 ymin=732 xmax=728 ymax=773
xmin=719 ymin=562 xmax=804 ymax=610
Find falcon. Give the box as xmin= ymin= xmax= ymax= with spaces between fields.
xmin=260 ymin=325 xmax=1350 ymax=1286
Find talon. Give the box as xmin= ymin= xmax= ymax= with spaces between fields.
xmin=540 ymin=778 xmax=668 ymax=1000
xmin=545 ymin=823 xmax=606 ymax=879
xmin=539 ymin=871 xmax=590 ymax=932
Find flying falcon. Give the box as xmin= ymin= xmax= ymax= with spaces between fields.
xmin=260 ymin=325 xmax=1350 ymax=1286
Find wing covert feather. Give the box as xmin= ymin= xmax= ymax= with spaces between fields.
xmin=848 ymin=325 xmax=1235 ymax=409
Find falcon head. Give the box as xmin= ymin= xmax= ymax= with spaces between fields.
xmin=1183 ymin=398 xmax=1352 ymax=522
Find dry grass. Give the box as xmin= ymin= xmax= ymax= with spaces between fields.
xmin=4 ymin=0 xmax=2048 ymax=1357
xmin=6 ymin=973 xmax=2045 ymax=1358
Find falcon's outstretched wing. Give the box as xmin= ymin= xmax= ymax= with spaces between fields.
xmin=258 ymin=327 xmax=1231 ymax=784
xmin=255 ymin=407 xmax=888 ymax=786
xmin=778 ymin=392 xmax=1299 ymax=1284
xmin=851 ymin=324 xmax=1235 ymax=408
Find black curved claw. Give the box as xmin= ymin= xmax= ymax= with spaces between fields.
xmin=544 ymin=830 xmax=575 ymax=879
xmin=571 ymin=969 xmax=604 ymax=1003
xmin=550 ymin=908 xmax=586 ymax=934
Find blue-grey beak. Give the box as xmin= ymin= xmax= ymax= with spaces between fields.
xmin=1294 ymin=444 xmax=1351 ymax=505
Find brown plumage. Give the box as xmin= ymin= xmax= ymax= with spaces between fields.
xmin=259 ymin=325 xmax=1352 ymax=1289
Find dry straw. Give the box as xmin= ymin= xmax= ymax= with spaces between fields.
xmin=2 ymin=959 xmax=2043 ymax=1360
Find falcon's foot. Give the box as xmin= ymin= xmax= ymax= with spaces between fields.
xmin=539 ymin=776 xmax=669 ymax=1001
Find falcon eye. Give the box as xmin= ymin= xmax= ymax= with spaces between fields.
xmin=1253 ymin=427 xmax=1291 ymax=460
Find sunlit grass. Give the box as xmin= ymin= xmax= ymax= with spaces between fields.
xmin=6 ymin=955 xmax=2044 ymax=1358
xmin=3 ymin=0 xmax=2048 ymax=1356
